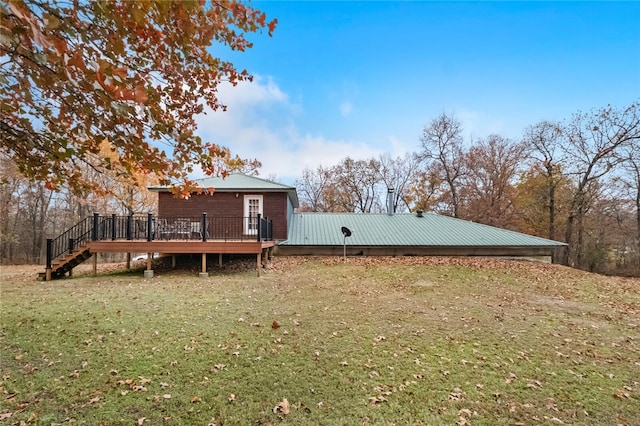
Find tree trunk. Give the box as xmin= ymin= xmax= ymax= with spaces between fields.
xmin=548 ymin=187 xmax=555 ymax=241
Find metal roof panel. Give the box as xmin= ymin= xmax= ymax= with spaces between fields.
xmin=148 ymin=173 xmax=299 ymax=207
xmin=281 ymin=212 xmax=566 ymax=247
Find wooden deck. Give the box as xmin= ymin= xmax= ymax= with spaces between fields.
xmin=89 ymin=239 xmax=276 ymax=278
xmin=43 ymin=213 xmax=277 ymax=280
xmin=88 ymin=239 xmax=275 ymax=255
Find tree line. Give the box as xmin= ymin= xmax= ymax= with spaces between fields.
xmin=1 ymin=101 xmax=638 ymax=275
xmin=295 ymin=101 xmax=640 ymax=275
xmin=2 ymin=2 xmax=637 ymax=275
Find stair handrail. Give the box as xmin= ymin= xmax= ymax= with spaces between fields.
xmin=46 ymin=216 xmax=94 ymax=268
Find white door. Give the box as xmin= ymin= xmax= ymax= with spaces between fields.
xmin=244 ymin=195 xmax=263 ymax=235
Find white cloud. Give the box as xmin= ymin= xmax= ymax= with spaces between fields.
xmin=339 ymin=101 xmax=353 ymax=117
xmin=194 ymin=77 xmax=381 ymax=183
xmin=457 ymin=107 xmax=509 ymax=142
xmin=386 ymin=135 xmax=414 ymax=157
xmin=217 ymin=75 xmax=288 ymax=106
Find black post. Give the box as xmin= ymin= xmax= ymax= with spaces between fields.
xmin=46 ymin=238 xmax=52 ymax=269
xmin=111 ymin=214 xmax=117 ymax=240
xmin=202 ymin=212 xmax=207 ymax=242
xmin=92 ymin=213 xmax=99 ymax=241
xmin=68 ymin=237 xmax=74 ymax=255
xmin=257 ymin=213 xmax=262 ymax=241
xmin=126 ymin=215 xmax=132 ymax=240
xmin=147 ymin=213 xmax=153 ymax=241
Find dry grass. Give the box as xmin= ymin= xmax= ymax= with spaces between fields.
xmin=1 ymin=256 xmax=639 ymax=425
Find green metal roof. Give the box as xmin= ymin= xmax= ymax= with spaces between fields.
xmin=149 ymin=173 xmax=299 ymax=207
xmin=280 ymin=212 xmax=566 ymax=247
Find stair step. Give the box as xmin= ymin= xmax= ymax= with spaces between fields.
xmin=42 ymin=247 xmax=92 ymax=280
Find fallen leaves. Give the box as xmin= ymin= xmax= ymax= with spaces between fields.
xmin=449 ymin=387 xmax=465 ymax=401
xmin=614 ymin=386 xmax=634 ymax=399
xmin=116 ymin=377 xmax=152 ymax=393
xmin=369 ymin=395 xmax=387 ymax=404
xmin=273 ymin=398 xmax=290 ymax=415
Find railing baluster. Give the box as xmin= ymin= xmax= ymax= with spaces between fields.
xmin=147 ymin=213 xmax=153 ymax=241
xmin=202 ymin=212 xmax=207 ymax=242
xmin=257 ymin=214 xmax=262 ymax=241
xmin=46 ymin=239 xmax=52 ymax=270
xmin=92 ymin=213 xmax=99 ymax=241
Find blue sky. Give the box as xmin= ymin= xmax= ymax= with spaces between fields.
xmin=196 ymin=1 xmax=640 ymax=184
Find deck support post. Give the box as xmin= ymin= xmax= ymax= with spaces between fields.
xmin=45 ymin=238 xmax=52 ymax=281
xmin=144 ymin=253 xmax=154 ymax=278
xmin=262 ymin=248 xmax=269 ymax=268
xmin=200 ymin=253 xmax=208 ymax=277
xmin=126 ymin=253 xmax=131 ymax=270
xmin=92 ymin=253 xmax=97 ymax=276
xmin=68 ymin=268 xmax=73 ymax=277
xmin=218 ymin=253 xmax=222 ymax=267
xmin=172 ymin=255 xmax=176 ymax=269
xmin=256 ymin=252 xmax=261 ymax=277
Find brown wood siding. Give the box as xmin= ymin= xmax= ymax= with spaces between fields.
xmin=158 ymin=191 xmax=288 ymax=240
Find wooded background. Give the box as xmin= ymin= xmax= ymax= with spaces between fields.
xmin=2 ymin=102 xmax=638 ymax=276
xmin=293 ymin=103 xmax=639 ymax=276
xmin=2 ymin=2 xmax=636 ymax=275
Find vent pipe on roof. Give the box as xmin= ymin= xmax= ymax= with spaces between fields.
xmin=387 ymin=188 xmax=394 ymax=216
xmin=416 ymin=210 xmax=424 ymax=218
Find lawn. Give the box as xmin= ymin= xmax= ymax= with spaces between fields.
xmin=1 ymin=256 xmax=639 ymax=425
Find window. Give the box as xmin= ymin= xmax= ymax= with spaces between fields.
xmin=244 ymin=195 xmax=263 ymax=235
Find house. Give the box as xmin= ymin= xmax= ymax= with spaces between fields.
xmin=277 ymin=211 xmax=566 ymax=258
xmin=41 ymin=173 xmax=566 ymax=280
xmin=149 ymin=173 xmax=299 ymax=242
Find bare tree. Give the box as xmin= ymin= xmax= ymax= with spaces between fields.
xmin=334 ymin=157 xmax=383 ymax=213
xmin=618 ymin=142 xmax=640 ymax=273
xmin=523 ymin=120 xmax=565 ymax=240
xmin=561 ymin=101 xmax=640 ymax=267
xmin=419 ymin=112 xmax=466 ymax=217
xmin=460 ymin=135 xmax=527 ymax=230
xmin=377 ymin=153 xmax=424 ymax=212
xmin=295 ymin=165 xmax=337 ymax=212
xmin=404 ymin=163 xmax=443 ymax=212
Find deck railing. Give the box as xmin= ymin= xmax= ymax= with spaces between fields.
xmin=46 ymin=216 xmax=94 ymax=270
xmin=46 ymin=213 xmax=273 ymax=268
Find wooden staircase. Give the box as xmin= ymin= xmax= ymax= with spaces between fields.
xmin=39 ymin=246 xmax=92 ymax=280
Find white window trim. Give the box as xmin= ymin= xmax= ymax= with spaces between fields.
xmin=243 ymin=195 xmax=263 ymax=235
